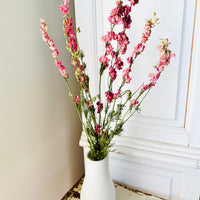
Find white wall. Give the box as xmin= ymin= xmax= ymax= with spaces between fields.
xmin=0 ymin=0 xmax=84 ymax=200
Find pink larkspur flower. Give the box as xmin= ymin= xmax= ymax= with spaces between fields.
xmin=87 ymin=100 xmax=93 ymax=108
xmin=64 ymin=72 xmax=68 ymax=78
xmin=127 ymin=57 xmax=133 ymax=64
xmin=128 ymin=0 xmax=139 ymax=6
xmin=123 ymin=5 xmax=132 ymax=15
xmin=117 ymin=31 xmax=129 ymax=54
xmin=171 ymin=53 xmax=176 ymax=57
xmin=122 ymin=14 xmax=132 ymax=29
xmin=49 ymin=43 xmax=56 ymax=51
xmin=105 ymin=91 xmax=114 ymax=103
xmin=101 ymin=31 xmax=117 ymax=42
xmin=68 ymin=37 xmax=78 ymax=52
xmin=148 ymin=73 xmax=160 ymax=83
xmin=141 ymin=84 xmax=149 ymax=91
xmin=134 ymin=43 xmax=145 ymax=53
xmin=114 ymin=57 xmax=124 ymax=70
xmin=55 ymin=60 xmax=61 ymax=67
xmin=42 ymin=32 xmax=50 ymax=43
xmin=99 ymin=55 xmax=110 ymax=69
xmin=114 ymin=90 xmax=120 ymax=98
xmin=111 ymin=51 xmax=117 ymax=59
xmin=52 ymin=49 xmax=59 ymax=58
xmin=116 ymin=0 xmax=123 ymax=7
xmin=74 ymin=95 xmax=79 ymax=103
xmin=65 ymin=17 xmax=75 ymax=37
xmin=97 ymin=101 xmax=103 ymax=113
xmin=59 ymin=0 xmax=69 ymax=15
xmin=132 ymin=99 xmax=139 ymax=107
xmin=122 ymin=68 xmax=131 ymax=83
xmin=60 ymin=69 xmax=68 ymax=78
xmin=109 ymin=66 xmax=117 ymax=82
xmin=106 ymin=43 xmax=114 ymax=55
xmin=95 ymin=124 xmax=101 ymax=135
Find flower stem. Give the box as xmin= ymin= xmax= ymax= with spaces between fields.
xmin=64 ymin=78 xmax=85 ymax=129
xmin=123 ymin=88 xmax=151 ymax=124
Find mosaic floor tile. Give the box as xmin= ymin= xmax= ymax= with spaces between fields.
xmin=61 ymin=177 xmax=166 ymax=200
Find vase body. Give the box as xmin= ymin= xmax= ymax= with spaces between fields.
xmin=80 ymin=153 xmax=116 ymax=200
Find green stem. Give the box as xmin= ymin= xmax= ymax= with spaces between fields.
xmin=64 ymin=78 xmax=85 ymax=129
xmin=123 ymin=89 xmax=151 ymax=124
xmin=106 ymin=98 xmax=116 ymax=130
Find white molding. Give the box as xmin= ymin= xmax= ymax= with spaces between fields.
xmin=125 ymin=120 xmax=190 ymax=145
xmin=109 ymin=154 xmax=181 ymax=199
xmin=174 ymin=0 xmax=196 ymax=127
xmin=80 ymin=132 xmax=200 ymax=168
xmin=186 ymin=0 xmax=200 ymax=148
xmin=74 ymin=0 xmax=99 ymax=95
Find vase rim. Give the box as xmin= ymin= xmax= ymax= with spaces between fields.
xmin=87 ymin=151 xmax=108 ymax=162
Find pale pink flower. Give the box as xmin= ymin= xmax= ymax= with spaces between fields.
xmin=122 ymin=68 xmax=131 ymax=83
xmin=127 ymin=57 xmax=132 ymax=64
xmin=108 ymin=14 xmax=122 ymax=25
xmin=59 ymin=0 xmax=69 ymax=15
xmin=134 ymin=43 xmax=145 ymax=53
xmin=141 ymin=84 xmax=149 ymax=91
xmin=106 ymin=44 xmax=114 ymax=55
xmin=99 ymin=55 xmax=110 ymax=63
xmin=101 ymin=31 xmax=117 ymax=42
xmin=48 ymin=39 xmax=54 ymax=46
xmin=171 ymin=53 xmax=176 ymax=57
xmin=132 ymin=99 xmax=139 ymax=107
xmin=60 ymin=64 xmax=66 ymax=70
xmin=65 ymin=17 xmax=75 ymax=37
xmin=99 ymin=55 xmax=110 ymax=69
xmin=74 ymin=95 xmax=80 ymax=103
xmin=148 ymin=73 xmax=160 ymax=83
xmin=52 ymin=49 xmax=59 ymax=58
xmin=114 ymin=90 xmax=120 ymax=98
xmin=55 ymin=60 xmax=61 ymax=67
xmin=49 ymin=43 xmax=56 ymax=51
xmin=63 ymin=72 xmax=68 ymax=78
xmin=42 ymin=32 xmax=49 ymax=43
xmin=116 ymin=0 xmax=123 ymax=7
xmin=117 ymin=31 xmax=129 ymax=54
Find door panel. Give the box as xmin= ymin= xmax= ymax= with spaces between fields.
xmin=75 ymin=0 xmax=196 ymax=145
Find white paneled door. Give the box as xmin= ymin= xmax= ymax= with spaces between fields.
xmin=75 ymin=0 xmax=200 ymax=199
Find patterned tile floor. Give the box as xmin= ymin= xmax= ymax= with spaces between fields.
xmin=61 ymin=177 xmax=166 ymax=200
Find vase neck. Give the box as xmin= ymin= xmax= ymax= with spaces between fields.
xmin=85 ymin=155 xmax=110 ymax=176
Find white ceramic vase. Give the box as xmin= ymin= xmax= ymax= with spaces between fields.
xmin=80 ymin=153 xmax=116 ymax=200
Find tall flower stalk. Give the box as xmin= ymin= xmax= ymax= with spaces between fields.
xmin=40 ymin=0 xmax=175 ymax=161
